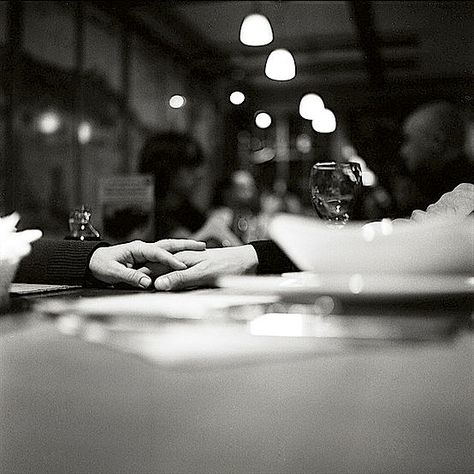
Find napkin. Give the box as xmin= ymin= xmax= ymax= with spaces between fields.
xmin=0 ymin=213 xmax=42 ymax=308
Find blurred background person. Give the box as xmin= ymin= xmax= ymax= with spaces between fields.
xmin=394 ymin=101 xmax=474 ymax=213
xmin=340 ymin=146 xmax=394 ymax=221
xmin=102 ymin=205 xmax=152 ymax=243
xmin=207 ymin=169 xmax=265 ymax=245
xmin=138 ymin=131 xmax=207 ymax=240
xmin=139 ymin=132 xmax=248 ymax=247
xmin=260 ymin=179 xmax=302 ymax=216
xmin=258 ymin=179 xmax=303 ymax=235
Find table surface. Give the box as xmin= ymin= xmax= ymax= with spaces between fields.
xmin=0 ymin=289 xmax=473 ymax=474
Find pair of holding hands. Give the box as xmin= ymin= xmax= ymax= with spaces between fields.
xmin=88 ymin=239 xmax=258 ymax=291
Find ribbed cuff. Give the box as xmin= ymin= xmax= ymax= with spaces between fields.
xmin=47 ymin=240 xmax=109 ymax=285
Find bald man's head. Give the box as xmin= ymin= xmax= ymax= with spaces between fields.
xmin=400 ymin=101 xmax=467 ymax=173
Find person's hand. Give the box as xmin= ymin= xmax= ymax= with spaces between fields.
xmin=412 ymin=183 xmax=474 ymax=223
xmin=88 ymin=239 xmax=206 ymax=289
xmin=0 ymin=212 xmax=43 ymax=262
xmin=191 ymin=212 xmax=243 ymax=247
xmin=153 ymin=245 xmax=259 ymax=291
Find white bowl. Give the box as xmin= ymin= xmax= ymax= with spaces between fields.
xmin=269 ymin=214 xmax=473 ymax=275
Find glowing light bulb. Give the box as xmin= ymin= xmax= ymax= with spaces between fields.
xmin=265 ymin=49 xmax=296 ymax=81
xmin=239 ymin=13 xmax=273 ymax=46
xmin=78 ymin=121 xmax=92 ymax=144
xmin=255 ymin=112 xmax=272 ymax=129
xmin=169 ymin=95 xmax=186 ymax=109
xmin=299 ymin=93 xmax=324 ymax=120
xmin=312 ymin=108 xmax=337 ymax=133
xmin=230 ymin=91 xmax=245 ymax=105
xmin=38 ymin=112 xmax=61 ymax=134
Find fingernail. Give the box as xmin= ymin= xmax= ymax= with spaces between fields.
xmin=155 ymin=277 xmax=171 ymax=291
xmin=139 ymin=276 xmax=152 ymax=289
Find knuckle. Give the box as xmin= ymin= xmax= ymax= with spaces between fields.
xmin=123 ymin=268 xmax=140 ymax=284
xmin=168 ymin=272 xmax=185 ymax=289
xmin=173 ymin=272 xmax=185 ymax=285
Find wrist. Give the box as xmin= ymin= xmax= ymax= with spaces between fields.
xmin=85 ymin=244 xmax=112 ymax=287
xmin=241 ymin=245 xmax=259 ymax=274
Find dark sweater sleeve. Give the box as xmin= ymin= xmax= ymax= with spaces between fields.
xmin=14 ymin=239 xmax=108 ymax=285
xmin=249 ymin=240 xmax=299 ymax=275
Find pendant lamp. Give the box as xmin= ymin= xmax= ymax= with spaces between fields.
xmin=265 ymin=48 xmax=296 ymax=81
xmin=312 ymin=109 xmax=337 ymax=133
xmin=239 ymin=13 xmax=273 ymax=46
xmin=299 ymin=93 xmax=324 ymax=120
xmin=229 ymin=91 xmax=245 ymax=105
xmin=255 ymin=111 xmax=272 ymax=129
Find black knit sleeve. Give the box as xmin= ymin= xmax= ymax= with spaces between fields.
xmin=14 ymin=239 xmax=109 ymax=285
xmin=249 ymin=240 xmax=299 ymax=275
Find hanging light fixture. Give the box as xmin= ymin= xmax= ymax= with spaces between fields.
xmin=37 ymin=111 xmax=61 ymax=134
xmin=312 ymin=109 xmax=337 ymax=133
xmin=77 ymin=121 xmax=92 ymax=144
xmin=239 ymin=13 xmax=273 ymax=46
xmin=229 ymin=91 xmax=246 ymax=105
xmin=299 ymin=93 xmax=325 ymax=120
xmin=255 ymin=111 xmax=272 ymax=129
xmin=169 ymin=95 xmax=186 ymax=109
xmin=265 ymin=48 xmax=296 ymax=81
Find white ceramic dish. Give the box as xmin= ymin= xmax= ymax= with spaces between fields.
xmin=267 ymin=214 xmax=474 ymax=275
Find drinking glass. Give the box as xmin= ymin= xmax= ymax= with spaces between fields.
xmin=310 ymin=161 xmax=362 ymax=226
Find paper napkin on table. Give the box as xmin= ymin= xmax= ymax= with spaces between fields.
xmin=0 ymin=213 xmax=42 ymax=307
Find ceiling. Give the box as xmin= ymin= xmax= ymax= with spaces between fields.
xmin=102 ymin=1 xmax=474 ymax=109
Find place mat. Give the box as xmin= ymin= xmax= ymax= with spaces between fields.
xmin=9 ymin=283 xmax=82 ymax=295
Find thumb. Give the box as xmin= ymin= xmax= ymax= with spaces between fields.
xmin=154 ymin=267 xmax=201 ymax=291
xmin=154 ymin=271 xmax=184 ymax=291
xmin=112 ymin=264 xmax=153 ymax=289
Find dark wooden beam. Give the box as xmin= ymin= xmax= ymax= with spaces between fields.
xmin=347 ymin=0 xmax=385 ymax=88
xmin=234 ymin=32 xmax=419 ymax=59
xmin=239 ymin=57 xmax=418 ymax=76
xmin=244 ymin=74 xmax=474 ymax=112
xmin=89 ymin=1 xmax=235 ymax=82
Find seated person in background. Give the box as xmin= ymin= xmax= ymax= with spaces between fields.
xmin=196 ymin=170 xmax=263 ymax=246
xmin=395 ymin=100 xmax=474 ymax=213
xmin=260 ymin=180 xmax=302 ymax=216
xmin=139 ymin=132 xmax=244 ymax=247
xmin=138 ymin=131 xmax=207 ymax=240
xmin=102 ymin=206 xmax=152 ymax=243
xmin=258 ymin=180 xmax=304 ymax=235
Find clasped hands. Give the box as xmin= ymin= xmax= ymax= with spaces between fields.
xmin=88 ymin=239 xmax=258 ymax=291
